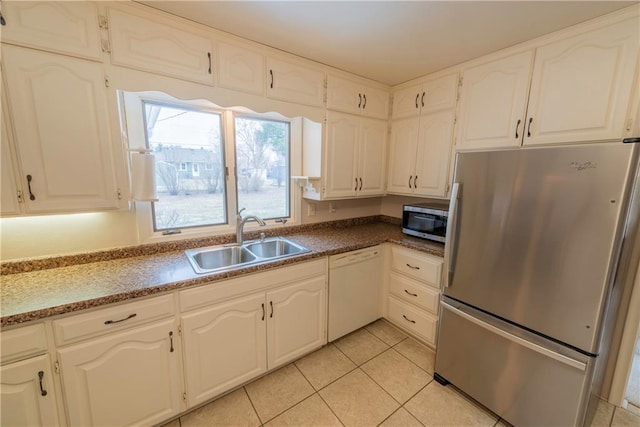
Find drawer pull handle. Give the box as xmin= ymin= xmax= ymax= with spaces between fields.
xmin=104 ymin=313 xmax=137 ymax=325
xmin=270 ymin=301 xmax=274 ymax=318
xmin=403 ymin=314 xmax=416 ymax=324
xmin=207 ymin=52 xmax=212 ymax=74
xmin=358 ymin=93 xmax=362 ymax=108
xmin=38 ymin=371 xmax=48 ymax=396
xmin=26 ymin=175 xmax=36 ymax=201
xmin=415 ymin=94 xmax=419 ymax=109
xmin=404 ymin=289 xmax=418 ymax=297
xmin=169 ymin=331 xmax=174 ymax=352
xmin=406 ymin=263 xmax=420 ymax=270
xmin=261 ymin=303 xmax=265 ymax=321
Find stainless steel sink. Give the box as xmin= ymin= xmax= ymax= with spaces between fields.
xmin=185 ymin=237 xmax=310 ymax=274
xmin=244 ymin=238 xmax=307 ymax=258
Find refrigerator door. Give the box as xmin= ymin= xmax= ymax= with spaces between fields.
xmin=436 ymin=298 xmax=593 ymax=427
xmin=444 ymin=144 xmax=633 ymax=352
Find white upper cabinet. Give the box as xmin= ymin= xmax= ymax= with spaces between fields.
xmin=216 ymin=40 xmax=265 ymax=95
xmin=108 ymin=6 xmax=215 ymax=85
xmin=326 ymin=75 xmax=389 ymax=119
xmin=2 ymin=45 xmax=121 ymax=213
xmin=392 ymin=73 xmax=458 ymax=119
xmin=457 ymin=15 xmax=639 ymax=150
xmin=0 ymin=1 xmax=102 ymax=61
xmin=322 ymin=111 xmax=387 ymax=199
xmin=266 ymin=57 xmax=325 ymax=107
xmin=524 ymin=17 xmax=639 ymax=146
xmin=456 ymin=51 xmax=534 ymax=150
xmin=387 ymin=111 xmax=454 ymax=197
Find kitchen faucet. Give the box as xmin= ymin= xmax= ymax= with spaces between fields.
xmin=236 ymin=208 xmax=266 ymax=244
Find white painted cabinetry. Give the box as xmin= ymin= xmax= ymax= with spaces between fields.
xmin=457 ymin=16 xmax=639 ymax=150
xmin=387 ymin=73 xmax=458 ymax=198
xmin=180 ymin=259 xmax=327 ymax=408
xmin=322 ymin=111 xmax=387 ymax=199
xmin=326 ymin=75 xmax=389 ymax=119
xmin=216 ymin=40 xmax=265 ymax=95
xmin=1 ymin=45 xmax=122 ymax=213
xmin=1 ymin=324 xmax=61 ymax=427
xmin=108 ymin=6 xmax=215 ymax=85
xmin=1 ymin=89 xmax=23 ymax=216
xmin=57 ymin=319 xmax=183 ymax=426
xmin=392 ymin=73 xmax=458 ymax=119
xmin=0 ymin=1 xmax=103 ymax=61
xmin=385 ymin=246 xmax=443 ymax=348
xmin=266 ymin=57 xmax=325 ymax=107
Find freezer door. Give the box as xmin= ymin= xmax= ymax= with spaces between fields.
xmin=435 ymin=299 xmax=593 ymax=427
xmin=445 ymin=144 xmax=634 ymax=352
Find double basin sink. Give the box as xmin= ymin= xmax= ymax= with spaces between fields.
xmin=185 ymin=237 xmax=310 ymax=274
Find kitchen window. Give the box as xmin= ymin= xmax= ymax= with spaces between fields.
xmin=120 ymin=91 xmax=298 ymax=242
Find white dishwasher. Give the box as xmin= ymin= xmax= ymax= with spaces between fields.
xmin=328 ymin=246 xmax=382 ymax=341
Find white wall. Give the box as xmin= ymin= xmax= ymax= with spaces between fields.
xmin=301 ymin=198 xmax=382 ymax=223
xmin=0 ymin=211 xmax=139 ymax=261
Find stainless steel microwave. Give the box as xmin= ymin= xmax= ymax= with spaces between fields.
xmin=402 ymin=203 xmax=448 ymax=242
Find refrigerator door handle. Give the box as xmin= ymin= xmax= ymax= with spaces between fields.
xmin=444 ymin=182 xmax=460 ymax=287
xmin=443 ymin=301 xmax=587 ymax=372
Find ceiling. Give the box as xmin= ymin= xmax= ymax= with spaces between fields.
xmin=140 ymin=1 xmax=637 ymax=86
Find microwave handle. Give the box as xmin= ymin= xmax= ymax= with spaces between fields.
xmin=444 ymin=182 xmax=460 ymax=287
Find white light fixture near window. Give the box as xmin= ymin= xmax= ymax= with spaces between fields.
xmin=128 ymin=149 xmax=159 ymax=202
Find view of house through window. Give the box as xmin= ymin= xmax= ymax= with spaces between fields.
xmin=142 ymin=101 xmax=290 ymax=232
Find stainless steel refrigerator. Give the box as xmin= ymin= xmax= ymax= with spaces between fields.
xmin=434 ymin=143 xmax=640 ymax=426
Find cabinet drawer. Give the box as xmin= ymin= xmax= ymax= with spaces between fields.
xmin=387 ymin=296 xmax=437 ymax=347
xmin=1 ymin=323 xmax=47 ymax=365
xmin=388 ymin=272 xmax=439 ymax=315
xmin=390 ymin=246 xmax=443 ymax=286
xmin=53 ymin=294 xmax=176 ymax=346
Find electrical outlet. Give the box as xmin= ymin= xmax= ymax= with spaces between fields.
xmin=307 ymin=203 xmax=316 ymax=217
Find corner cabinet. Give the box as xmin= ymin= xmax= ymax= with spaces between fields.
xmin=1 ymin=44 xmax=123 ymax=213
xmin=326 ymin=75 xmax=390 ymax=119
xmin=387 ymin=73 xmax=458 ymax=198
xmin=457 ymin=16 xmax=639 ymax=150
xmin=266 ymin=57 xmax=325 ymax=107
xmin=180 ymin=259 xmax=327 ymax=408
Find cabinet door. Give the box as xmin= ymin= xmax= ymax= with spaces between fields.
xmin=361 ymin=85 xmax=390 ymax=120
xmin=386 ymin=118 xmax=420 ymax=195
xmin=266 ymin=58 xmax=325 ymax=107
xmin=216 ymin=41 xmax=265 ymax=95
xmin=267 ymin=276 xmax=326 ymax=368
xmin=1 ymin=355 xmax=60 ymax=427
xmin=392 ymin=84 xmax=422 ymax=119
xmin=456 ymin=51 xmax=534 ymax=150
xmin=421 ymin=73 xmax=458 ymax=114
xmin=2 ymin=45 xmax=120 ymax=212
xmin=108 ymin=7 xmax=214 ymax=85
xmin=324 ymin=111 xmax=358 ymax=199
xmin=524 ymin=18 xmax=639 ymax=146
xmin=181 ymin=293 xmax=267 ymax=408
xmin=414 ymin=111 xmax=455 ymax=197
xmin=326 ymin=75 xmax=362 ymax=116
xmin=1 ymin=1 xmax=102 ymax=61
xmin=358 ymin=118 xmax=387 ymax=197
xmin=58 ymin=319 xmax=182 ymax=427
xmin=1 ymin=93 xmax=22 ymax=216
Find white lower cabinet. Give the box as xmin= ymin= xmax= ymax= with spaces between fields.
xmin=57 ymin=319 xmax=183 ymax=426
xmin=180 ymin=259 xmax=327 ymax=408
xmin=384 ymin=245 xmax=444 ymax=348
xmin=1 ymin=354 xmax=60 ymax=427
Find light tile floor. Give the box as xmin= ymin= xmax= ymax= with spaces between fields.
xmin=163 ymin=319 xmax=640 ymax=427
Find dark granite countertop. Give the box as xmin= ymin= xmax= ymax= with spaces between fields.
xmin=0 ymin=219 xmax=444 ymax=328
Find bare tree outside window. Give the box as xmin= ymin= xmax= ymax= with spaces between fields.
xmin=235 ymin=117 xmax=290 ymax=219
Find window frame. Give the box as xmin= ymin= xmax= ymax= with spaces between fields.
xmin=119 ymin=90 xmax=301 ymax=244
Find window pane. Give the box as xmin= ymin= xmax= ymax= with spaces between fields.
xmin=143 ymin=102 xmax=226 ymax=230
xmin=235 ymin=117 xmax=290 ymax=219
